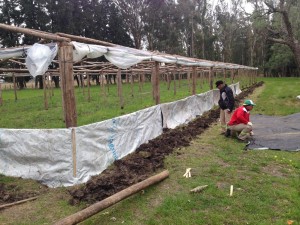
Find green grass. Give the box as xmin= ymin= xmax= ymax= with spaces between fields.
xmin=0 ymin=75 xmax=253 ymax=128
xmin=254 ymin=77 xmax=300 ymax=115
xmin=0 ymin=77 xmax=299 ymax=224
xmin=0 ymin=79 xmax=212 ymax=128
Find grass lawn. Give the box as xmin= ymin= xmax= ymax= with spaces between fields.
xmin=0 ymin=77 xmax=299 ymax=224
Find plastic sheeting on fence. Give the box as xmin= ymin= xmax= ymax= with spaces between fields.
xmin=74 ymin=105 xmax=163 ymax=185
xmin=0 ymin=128 xmax=73 ymax=187
xmin=247 ymin=113 xmax=300 ymax=151
xmin=161 ymin=83 xmax=241 ymax=129
xmin=0 ymin=83 xmax=241 ymax=187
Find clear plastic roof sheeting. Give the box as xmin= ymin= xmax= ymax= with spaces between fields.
xmin=1 ymin=41 xmax=257 ymax=77
xmin=247 ymin=113 xmax=300 ymax=151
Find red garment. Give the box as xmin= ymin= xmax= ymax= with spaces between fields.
xmin=228 ymin=106 xmax=250 ymax=125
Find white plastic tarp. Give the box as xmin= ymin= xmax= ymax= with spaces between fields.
xmin=161 ymin=90 xmax=215 ymax=129
xmin=72 ymin=105 xmax=163 ymax=185
xmin=0 ymin=128 xmax=73 ymax=187
xmin=25 ymin=43 xmax=58 ymax=77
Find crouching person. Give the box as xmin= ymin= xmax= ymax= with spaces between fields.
xmin=228 ymin=100 xmax=256 ymax=142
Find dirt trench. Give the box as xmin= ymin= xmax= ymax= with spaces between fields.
xmin=68 ymin=81 xmax=263 ymax=205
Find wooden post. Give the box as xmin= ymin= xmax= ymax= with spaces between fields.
xmin=87 ymin=73 xmax=91 ymax=102
xmin=199 ymin=70 xmax=204 ymax=89
xmin=117 ymin=68 xmax=124 ymax=109
xmin=130 ymin=73 xmax=134 ymax=97
xmin=230 ymin=69 xmax=234 ymax=84
xmin=43 ymin=74 xmax=48 ymax=110
xmin=192 ymin=66 xmax=196 ymax=95
xmin=173 ymin=69 xmax=177 ymax=96
xmin=223 ymin=68 xmax=226 ymax=81
xmin=138 ymin=73 xmax=142 ymax=92
xmin=208 ymin=67 xmax=213 ymax=90
xmin=13 ymin=73 xmax=17 ymax=101
xmin=167 ymin=72 xmax=171 ymax=90
xmin=59 ymin=41 xmax=77 ymax=128
xmin=0 ymin=82 xmax=2 ymax=106
xmin=153 ymin=62 xmax=160 ymax=104
xmin=54 ymin=170 xmax=169 ymax=225
xmin=187 ymin=68 xmax=191 ymax=93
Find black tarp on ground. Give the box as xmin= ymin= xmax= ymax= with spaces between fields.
xmin=247 ymin=113 xmax=300 ymax=151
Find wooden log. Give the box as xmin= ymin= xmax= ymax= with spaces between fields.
xmin=54 ymin=170 xmax=169 ymax=225
xmin=0 ymin=196 xmax=38 ymax=210
xmin=0 ymin=23 xmax=69 ymax=42
xmin=56 ymin=32 xmax=115 ymax=47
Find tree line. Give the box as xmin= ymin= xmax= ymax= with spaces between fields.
xmin=0 ymin=0 xmax=299 ymax=77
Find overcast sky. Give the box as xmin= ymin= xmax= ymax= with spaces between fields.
xmin=210 ymin=0 xmax=254 ymax=13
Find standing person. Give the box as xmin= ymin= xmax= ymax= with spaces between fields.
xmin=228 ymin=99 xmax=256 ymax=142
xmin=215 ymin=80 xmax=235 ymax=135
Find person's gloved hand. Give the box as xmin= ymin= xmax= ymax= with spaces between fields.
xmin=247 ymin=122 xmax=253 ymax=126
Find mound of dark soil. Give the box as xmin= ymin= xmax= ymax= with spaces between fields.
xmin=68 ymin=81 xmax=263 ymax=205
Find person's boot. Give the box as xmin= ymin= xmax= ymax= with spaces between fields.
xmin=225 ymin=128 xmax=231 ymax=137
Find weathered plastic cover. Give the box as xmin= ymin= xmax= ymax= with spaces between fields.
xmin=74 ymin=105 xmax=163 ymax=185
xmin=0 ymin=128 xmax=73 ymax=187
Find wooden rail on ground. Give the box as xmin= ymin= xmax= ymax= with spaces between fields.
xmin=54 ymin=170 xmax=169 ymax=225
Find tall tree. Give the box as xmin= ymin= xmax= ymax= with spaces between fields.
xmin=264 ymin=0 xmax=300 ymax=74
xmin=112 ymin=0 xmax=149 ymax=49
xmin=20 ymin=0 xmax=50 ymax=44
xmin=0 ymin=0 xmax=22 ymax=47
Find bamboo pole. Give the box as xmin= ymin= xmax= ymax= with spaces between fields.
xmin=54 ymin=170 xmax=169 ymax=225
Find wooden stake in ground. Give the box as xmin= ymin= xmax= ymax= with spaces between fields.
xmin=54 ymin=170 xmax=169 ymax=225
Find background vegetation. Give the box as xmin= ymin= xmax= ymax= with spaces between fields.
xmin=0 ymin=77 xmax=299 ymax=224
xmin=1 ymin=0 xmax=300 ymax=77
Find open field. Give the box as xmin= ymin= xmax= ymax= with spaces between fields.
xmin=0 ymin=76 xmax=251 ymax=128
xmin=0 ymin=77 xmax=299 ymax=224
